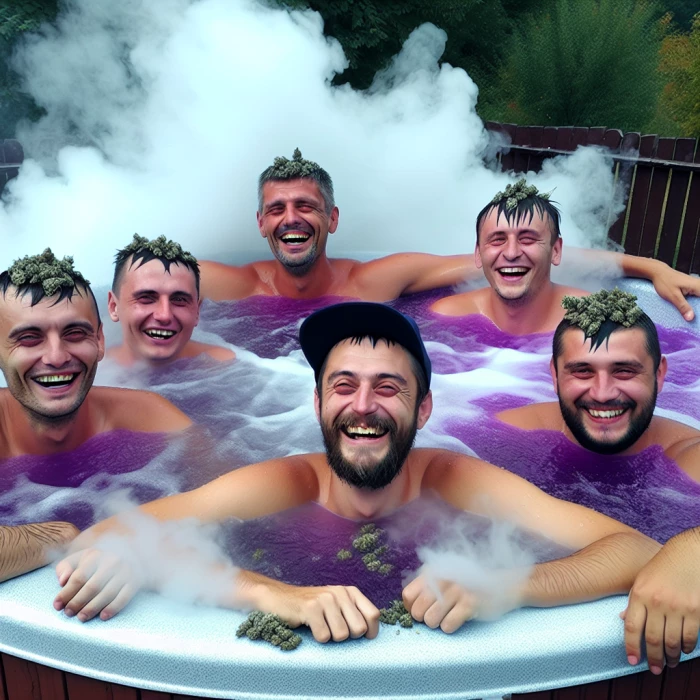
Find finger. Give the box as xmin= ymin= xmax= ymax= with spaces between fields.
xmin=664 ymin=614 xmax=683 ymax=668
xmin=644 ymin=611 xmax=666 ymax=675
xmin=304 ymin=605 xmax=332 ymax=644
xmin=623 ymin=599 xmax=647 ymax=666
xmin=321 ymin=602 xmax=350 ymax=642
xmin=423 ymin=586 xmax=464 ymax=630
xmin=348 ymin=588 xmax=380 ymax=640
xmin=54 ymin=565 xmax=100 ymax=611
xmin=682 ymin=616 xmax=700 ymax=655
xmin=75 ymin=577 xmax=130 ymax=622
xmin=408 ymin=588 xmax=438 ymax=624
xmin=55 ymin=553 xmax=82 ymax=587
xmin=401 ymin=576 xmax=423 ymax=610
xmin=672 ymin=293 xmax=695 ymax=322
xmin=62 ymin=568 xmax=117 ymax=618
xmin=100 ymin=582 xmax=137 ymax=621
xmin=440 ymin=598 xmax=475 ymax=634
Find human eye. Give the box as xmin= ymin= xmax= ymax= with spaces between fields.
xmin=64 ymin=328 xmax=88 ymax=341
xmin=488 ymin=235 xmax=506 ymax=246
xmin=333 ymin=381 xmax=355 ymax=395
xmin=171 ymin=295 xmax=190 ymax=305
xmin=375 ymin=384 xmax=400 ymax=397
xmin=614 ymin=368 xmax=638 ymax=379
xmin=16 ymin=333 xmax=41 ymax=346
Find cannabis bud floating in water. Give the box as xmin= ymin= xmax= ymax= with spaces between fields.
xmin=236 ymin=611 xmax=302 ymax=651
xmin=562 ymin=288 xmax=642 ymax=338
xmin=490 ymin=178 xmax=551 ymax=212
xmin=8 ymin=248 xmax=89 ymax=298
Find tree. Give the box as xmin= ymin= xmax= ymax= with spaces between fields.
xmin=487 ymin=0 xmax=666 ymax=132
xmin=658 ymin=13 xmax=700 ymax=137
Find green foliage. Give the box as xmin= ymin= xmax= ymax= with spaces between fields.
xmin=663 ymin=0 xmax=699 ymax=29
xmin=562 ymin=288 xmax=642 ymax=337
xmin=487 ymin=0 xmax=665 ymax=132
xmin=658 ymin=12 xmax=700 ymax=136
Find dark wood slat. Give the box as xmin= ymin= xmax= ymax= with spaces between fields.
xmin=637 ymin=137 xmax=676 ymax=259
xmin=513 ymin=690 xmax=552 ymax=699
xmin=543 ymin=126 xmax=559 ymax=150
xmin=661 ymin=661 xmax=694 ymax=699
xmin=656 ymin=138 xmax=696 ymax=266
xmin=555 ymin=127 xmax=574 ymax=151
xmin=607 ymin=131 xmax=637 ymax=245
xmin=624 ymin=134 xmax=659 ymax=256
xmin=140 ymin=690 xmax=174 ymax=700
xmin=1 ymin=140 xmax=23 ymax=164
xmin=514 ymin=124 xmax=532 ymax=173
xmin=603 ymin=128 xmax=624 ymax=151
xmin=500 ymin=122 xmax=518 ymax=172
xmin=587 ymin=127 xmax=606 ymax=146
xmin=2 ymin=654 xmax=44 ymax=700
xmin=571 ymin=126 xmax=589 ymax=150
xmin=681 ymin=144 xmax=700 ymax=274
xmin=527 ymin=125 xmax=546 ymax=172
xmin=0 ymin=655 xmax=9 ymax=700
xmin=65 ymin=672 xmax=139 ymax=700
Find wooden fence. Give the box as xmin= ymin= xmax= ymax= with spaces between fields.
xmin=485 ymin=122 xmax=700 ymax=275
xmin=0 ymin=140 xmax=22 ymax=195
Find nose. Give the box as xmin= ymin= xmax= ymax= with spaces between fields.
xmin=41 ymin=335 xmax=71 ymax=368
xmin=350 ymin=382 xmax=379 ymax=416
xmin=588 ymin=372 xmax=619 ymax=404
xmin=152 ymin=297 xmax=173 ymax=324
xmin=503 ymin=235 xmax=523 ymax=261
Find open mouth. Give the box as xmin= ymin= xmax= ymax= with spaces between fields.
xmin=32 ymin=373 xmax=78 ymax=388
xmin=497 ymin=267 xmax=529 ymax=279
xmin=280 ymin=232 xmax=311 ymax=246
xmin=341 ymin=425 xmax=389 ymax=440
xmin=144 ymin=329 xmax=177 ymax=339
xmin=584 ymin=407 xmax=628 ymax=421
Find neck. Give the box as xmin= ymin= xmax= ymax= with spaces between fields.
xmin=269 ymin=253 xmax=337 ymax=299
xmin=1 ymin=394 xmax=97 ymax=457
xmin=324 ymin=464 xmax=411 ymax=520
xmin=487 ymin=281 xmax=559 ymax=335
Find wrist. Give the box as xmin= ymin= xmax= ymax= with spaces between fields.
xmin=622 ymin=254 xmax=666 ymax=280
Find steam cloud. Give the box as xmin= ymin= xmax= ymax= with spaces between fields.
xmin=1 ymin=0 xmax=620 ymax=283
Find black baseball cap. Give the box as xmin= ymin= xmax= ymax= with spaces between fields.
xmin=299 ymin=302 xmax=432 ymax=386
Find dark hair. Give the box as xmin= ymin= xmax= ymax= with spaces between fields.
xmin=552 ymin=312 xmax=661 ymax=373
xmin=315 ymin=335 xmax=429 ymax=406
xmin=0 ymin=271 xmax=102 ymax=326
xmin=476 ymin=195 xmax=562 ymax=245
xmin=112 ymin=247 xmax=201 ymax=297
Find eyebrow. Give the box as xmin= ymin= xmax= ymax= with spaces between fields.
xmin=8 ymin=320 xmax=96 ymax=339
xmin=563 ymin=360 xmax=646 ymax=372
xmin=325 ymin=370 xmax=409 ymax=386
xmin=264 ymin=197 xmax=320 ymax=211
xmin=132 ymin=289 xmax=194 ymax=300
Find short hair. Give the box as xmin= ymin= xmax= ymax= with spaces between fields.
xmin=315 ymin=335 xmax=429 ymax=407
xmin=258 ymin=148 xmax=335 ymax=215
xmin=112 ymin=234 xmax=200 ymax=297
xmin=476 ymin=195 xmax=562 ymax=245
xmin=552 ymin=312 xmax=661 ymax=373
xmin=0 ymin=249 xmax=101 ymax=326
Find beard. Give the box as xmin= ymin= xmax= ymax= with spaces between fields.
xmin=558 ymin=383 xmax=657 ymax=455
xmin=321 ymin=410 xmax=418 ymax=491
xmin=273 ymin=222 xmax=318 ymax=277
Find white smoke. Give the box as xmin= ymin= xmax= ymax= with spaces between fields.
xmin=1 ymin=0 xmax=620 ymax=283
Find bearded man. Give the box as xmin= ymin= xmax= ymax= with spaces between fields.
xmin=53 ymin=302 xmax=658 ymax=645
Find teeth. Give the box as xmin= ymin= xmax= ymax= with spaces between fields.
xmin=499 ymin=267 xmax=528 ymax=274
xmin=281 ymin=234 xmax=310 ymax=243
xmin=35 ymin=374 xmax=76 ymax=385
xmin=346 ymin=426 xmax=385 ymax=437
xmin=588 ymin=409 xmax=625 ymax=419
xmin=145 ymin=329 xmax=176 ymax=338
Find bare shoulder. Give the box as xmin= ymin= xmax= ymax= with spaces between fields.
xmin=199 ymin=259 xmax=261 ymax=301
xmin=554 ymin=284 xmax=588 ymax=301
xmin=92 ymin=387 xmax=192 ymax=433
xmin=430 ymin=289 xmax=484 ymax=316
xmin=652 ymin=416 xmax=700 ymax=457
xmin=0 ymin=390 xmax=11 ymax=459
xmin=496 ymin=402 xmax=561 ymax=430
xmin=188 ymin=340 xmax=236 ymax=362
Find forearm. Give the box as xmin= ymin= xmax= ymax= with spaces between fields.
xmin=522 ymin=532 xmax=661 ymax=608
xmin=1 ymin=522 xmax=79 ymax=582
xmin=564 ymin=247 xmax=665 ymax=280
xmin=218 ymin=568 xmax=288 ymax=610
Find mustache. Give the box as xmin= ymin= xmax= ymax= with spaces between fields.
xmin=575 ymin=399 xmax=635 ymax=411
xmin=333 ymin=412 xmax=397 ymax=435
xmin=275 ymin=222 xmax=314 ymax=237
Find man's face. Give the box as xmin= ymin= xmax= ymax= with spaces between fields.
xmin=108 ymin=258 xmax=200 ymax=364
xmin=0 ymin=289 xmax=104 ymax=422
xmin=475 ymin=208 xmax=562 ymax=303
xmin=314 ymin=338 xmax=432 ymax=490
xmin=552 ymin=327 xmax=667 ymax=454
xmin=257 ymin=178 xmax=339 ymax=276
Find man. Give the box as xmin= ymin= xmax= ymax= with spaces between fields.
xmin=54 ymin=302 xmax=658 ymax=643
xmin=430 ymin=179 xmax=700 ymax=333
xmin=107 ymin=235 xmax=235 ymax=365
xmin=0 ymin=248 xmax=192 ymax=460
xmin=200 ymin=151 xmax=700 ymax=322
xmin=497 ymin=289 xmax=700 ymax=479
xmin=0 ymin=249 xmax=192 ymax=582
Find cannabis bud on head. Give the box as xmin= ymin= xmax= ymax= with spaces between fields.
xmin=561 ymin=289 xmax=642 ymax=342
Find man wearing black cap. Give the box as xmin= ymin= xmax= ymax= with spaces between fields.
xmin=54 ymin=303 xmax=659 ymax=643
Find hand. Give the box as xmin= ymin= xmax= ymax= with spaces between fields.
xmin=54 ymin=548 xmax=141 ymax=622
xmin=621 ymin=537 xmax=700 ymax=675
xmin=402 ymin=574 xmax=479 ymax=633
xmin=256 ymin=580 xmax=380 ymax=643
xmin=648 ymin=261 xmax=700 ymax=322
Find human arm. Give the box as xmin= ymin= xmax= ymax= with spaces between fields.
xmin=666 ymin=437 xmax=700 ymax=483
xmin=622 ymin=527 xmax=700 ymax=675
xmin=199 ymin=260 xmax=261 ymax=301
xmin=408 ymin=452 xmax=660 ymax=631
xmin=1 ymin=522 xmax=78 ymax=583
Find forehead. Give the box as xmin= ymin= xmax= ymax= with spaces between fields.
xmin=0 ymin=289 xmax=98 ymax=333
xmin=122 ymin=258 xmax=197 ymax=294
xmin=262 ymin=178 xmax=324 ymax=205
xmin=559 ymin=327 xmax=651 ymax=366
xmin=323 ymin=338 xmax=416 ymax=381
xmin=480 ymin=206 xmax=552 ymax=237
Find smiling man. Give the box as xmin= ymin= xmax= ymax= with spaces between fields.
xmin=0 ymin=249 xmax=192 ymax=461
xmin=497 ymin=289 xmax=700 ymax=478
xmin=107 ymin=235 xmax=234 ymax=365
xmin=54 ymin=302 xmax=658 ymax=646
